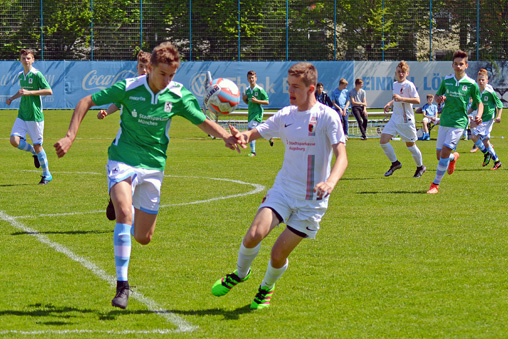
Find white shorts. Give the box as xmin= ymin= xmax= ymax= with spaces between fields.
xmin=423 ymin=117 xmax=440 ymax=125
xmin=259 ymin=186 xmax=328 ymax=239
xmin=248 ymin=120 xmax=261 ymax=130
xmin=11 ymin=118 xmax=44 ymax=145
xmin=382 ymin=119 xmax=418 ymax=142
xmin=106 ymin=160 xmax=164 ymax=214
xmin=436 ymin=126 xmax=464 ymax=151
xmin=472 ymin=119 xmax=495 ymax=140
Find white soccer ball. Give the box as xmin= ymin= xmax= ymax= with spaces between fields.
xmin=204 ymin=78 xmax=241 ymax=115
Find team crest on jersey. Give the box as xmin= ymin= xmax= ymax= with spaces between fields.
xmin=308 ymin=116 xmax=317 ymax=136
xmin=131 ymin=109 xmax=138 ymax=118
xmin=462 ymin=85 xmax=467 ymax=91
xmin=164 ymin=102 xmax=172 ymax=112
xmin=484 ymin=95 xmax=488 ymax=102
xmin=29 ymin=78 xmax=33 ymax=84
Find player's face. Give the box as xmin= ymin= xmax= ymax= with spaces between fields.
xmin=137 ymin=62 xmax=149 ymax=75
xmin=427 ymin=97 xmax=433 ymax=104
xmin=147 ymin=63 xmax=178 ymax=93
xmin=287 ymin=75 xmax=313 ymax=108
xmin=247 ymin=74 xmax=257 ymax=86
xmin=316 ymin=84 xmax=323 ymax=94
xmin=396 ymin=67 xmax=408 ymax=82
xmin=452 ymin=57 xmax=468 ymax=76
xmin=20 ymin=53 xmax=34 ymax=69
xmin=477 ymin=75 xmax=488 ymax=89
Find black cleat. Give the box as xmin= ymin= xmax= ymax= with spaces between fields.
xmin=112 ymin=281 xmax=131 ymax=309
xmin=269 ymin=138 xmax=274 ymax=147
xmin=413 ymin=165 xmax=426 ymax=178
xmin=483 ymin=153 xmax=492 ymax=167
xmin=384 ymin=161 xmax=402 ymax=177
xmin=106 ymin=198 xmax=116 ymax=221
xmin=38 ymin=175 xmax=53 ymax=185
xmin=33 ymin=155 xmax=40 ymax=168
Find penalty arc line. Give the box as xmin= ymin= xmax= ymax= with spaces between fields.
xmin=1 ymin=174 xmax=266 ymax=334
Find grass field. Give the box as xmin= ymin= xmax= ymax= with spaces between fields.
xmin=1 ymin=109 xmax=508 ymax=338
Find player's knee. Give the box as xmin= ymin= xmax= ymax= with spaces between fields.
xmin=134 ymin=233 xmax=152 ymax=245
xmin=9 ymin=136 xmax=19 ymax=147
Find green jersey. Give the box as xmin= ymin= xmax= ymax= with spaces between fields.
xmin=17 ymin=67 xmax=51 ymax=122
xmin=436 ymin=74 xmax=481 ymax=129
xmin=471 ymin=84 xmax=502 ymax=122
xmin=245 ymin=84 xmax=269 ymax=123
xmin=92 ymin=76 xmax=206 ymax=171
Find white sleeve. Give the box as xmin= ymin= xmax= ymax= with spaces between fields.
xmin=256 ymin=110 xmax=282 ymax=139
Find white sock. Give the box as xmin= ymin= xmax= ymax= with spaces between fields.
xmin=261 ymin=260 xmax=288 ymax=289
xmin=236 ymin=242 xmax=261 ymax=279
xmin=407 ymin=145 xmax=423 ymax=167
xmin=380 ymin=143 xmax=397 ymax=162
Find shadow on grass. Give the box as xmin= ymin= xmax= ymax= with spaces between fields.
xmin=11 ymin=230 xmax=112 ymax=236
xmin=358 ymin=190 xmax=425 ymax=194
xmin=0 ymin=183 xmax=33 ymax=187
xmin=1 ymin=303 xmax=254 ymax=323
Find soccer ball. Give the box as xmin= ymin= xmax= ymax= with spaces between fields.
xmin=204 ymin=78 xmax=241 ymax=115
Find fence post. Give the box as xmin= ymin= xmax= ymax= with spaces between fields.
xmin=189 ymin=0 xmax=192 ymax=61
xmin=430 ymin=0 xmax=432 ymax=61
xmin=40 ymin=0 xmax=43 ymax=60
xmin=91 ymin=0 xmax=94 ymax=61
xmin=238 ymin=0 xmax=241 ymax=61
xmin=286 ymin=0 xmax=288 ymax=61
xmin=476 ymin=0 xmax=479 ymax=60
xmin=334 ymin=0 xmax=337 ymax=61
xmin=140 ymin=0 xmax=143 ymax=50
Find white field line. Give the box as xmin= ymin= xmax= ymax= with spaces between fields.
xmin=1 ymin=173 xmax=265 ymax=334
xmin=15 ymin=172 xmax=265 ymax=219
xmin=0 ymin=210 xmax=197 ymax=333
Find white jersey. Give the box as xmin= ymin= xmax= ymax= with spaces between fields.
xmin=392 ymin=80 xmax=419 ymax=124
xmin=256 ymin=102 xmax=345 ymax=200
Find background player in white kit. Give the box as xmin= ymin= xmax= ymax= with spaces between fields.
xmin=381 ymin=61 xmax=425 ymax=178
xmin=211 ymin=62 xmax=348 ymax=309
xmin=54 ymin=42 xmax=241 ymax=310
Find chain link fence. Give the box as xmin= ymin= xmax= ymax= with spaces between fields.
xmin=1 ymin=0 xmax=505 ymax=61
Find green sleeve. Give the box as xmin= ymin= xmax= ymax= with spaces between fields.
xmin=260 ymin=88 xmax=269 ymax=102
xmin=493 ymin=91 xmax=503 ymax=109
xmin=435 ymin=79 xmax=446 ymax=97
xmin=92 ymin=81 xmax=126 ymax=106
xmin=37 ymin=72 xmax=51 ymax=90
xmin=471 ymin=83 xmax=482 ymax=105
xmin=174 ymin=88 xmax=207 ymax=125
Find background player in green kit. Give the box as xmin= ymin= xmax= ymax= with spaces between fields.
xmin=427 ymin=50 xmax=483 ymax=194
xmin=6 ymin=48 xmax=53 ymax=185
xmin=243 ymin=70 xmax=271 ymax=157
xmin=54 ymin=41 xmax=242 ymax=309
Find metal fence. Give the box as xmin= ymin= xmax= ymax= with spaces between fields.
xmin=1 ymin=0 xmax=505 ymax=61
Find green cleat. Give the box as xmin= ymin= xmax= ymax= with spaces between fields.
xmin=211 ymin=270 xmax=250 ymax=296
xmin=250 ymin=285 xmax=275 ymax=309
xmin=483 ymin=152 xmax=492 ymax=167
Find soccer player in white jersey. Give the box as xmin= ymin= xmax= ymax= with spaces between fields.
xmin=427 ymin=50 xmax=483 ymax=194
xmin=381 ymin=61 xmax=425 ymax=178
xmin=467 ymin=69 xmax=503 ymax=170
xmin=211 ymin=62 xmax=348 ymax=309
xmin=54 ymin=42 xmax=241 ymax=309
xmin=6 ymin=48 xmax=53 ymax=184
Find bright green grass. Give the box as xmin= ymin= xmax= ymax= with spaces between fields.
xmin=1 ymin=109 xmax=508 ymax=338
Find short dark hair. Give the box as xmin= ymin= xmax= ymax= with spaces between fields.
xmin=247 ymin=70 xmax=256 ymax=76
xmin=150 ymin=42 xmax=180 ymax=68
xmin=20 ymin=48 xmax=35 ymax=58
xmin=288 ymin=62 xmax=317 ymax=87
xmin=316 ymin=82 xmax=323 ymax=87
xmin=137 ymin=50 xmax=151 ymax=64
xmin=453 ymin=50 xmax=468 ymax=62
xmin=355 ymin=78 xmax=363 ymax=85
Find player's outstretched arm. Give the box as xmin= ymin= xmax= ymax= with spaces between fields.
xmin=54 ymin=95 xmax=94 ymax=158
xmin=97 ymin=104 xmax=119 ymax=119
xmin=314 ymin=142 xmax=348 ymax=199
xmin=197 ymin=119 xmax=246 ymax=153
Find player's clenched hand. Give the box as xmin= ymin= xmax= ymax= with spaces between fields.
xmin=229 ymin=125 xmax=248 ymax=145
xmin=314 ymin=181 xmax=334 ymax=199
xmin=54 ymin=137 xmax=73 ymax=158
xmin=97 ymin=110 xmax=107 ymax=119
xmin=474 ymin=115 xmax=482 ymax=125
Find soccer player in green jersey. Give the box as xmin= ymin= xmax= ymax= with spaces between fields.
xmin=97 ymin=50 xmax=152 ymax=221
xmin=243 ymin=70 xmax=271 ymax=157
xmin=54 ymin=41 xmax=242 ymax=309
xmin=468 ymin=69 xmax=503 ymax=170
xmin=427 ymin=50 xmax=484 ymax=194
xmin=6 ymin=48 xmax=53 ymax=185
